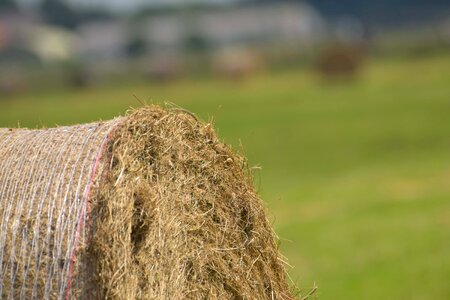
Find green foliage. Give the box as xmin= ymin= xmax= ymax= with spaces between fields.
xmin=1 ymin=54 xmax=450 ymax=300
xmin=184 ymin=33 xmax=210 ymax=53
xmin=126 ymin=36 xmax=148 ymax=57
xmin=40 ymin=0 xmax=79 ymax=29
xmin=0 ymin=0 xmax=17 ymax=10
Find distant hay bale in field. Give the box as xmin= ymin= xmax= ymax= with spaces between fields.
xmin=317 ymin=42 xmax=365 ymax=79
xmin=213 ymin=48 xmax=265 ymax=80
xmin=0 ymin=106 xmax=295 ymax=299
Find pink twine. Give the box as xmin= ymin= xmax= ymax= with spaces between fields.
xmin=65 ymin=126 xmax=116 ymax=300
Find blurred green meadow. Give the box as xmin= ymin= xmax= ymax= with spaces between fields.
xmin=1 ymin=53 xmax=450 ymax=300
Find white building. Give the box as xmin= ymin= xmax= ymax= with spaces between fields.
xmin=77 ymin=21 xmax=128 ymax=61
xmin=139 ymin=2 xmax=326 ymax=51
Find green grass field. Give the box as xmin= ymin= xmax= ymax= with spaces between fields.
xmin=1 ymin=53 xmax=450 ymax=299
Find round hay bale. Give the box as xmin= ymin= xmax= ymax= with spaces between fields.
xmin=0 ymin=106 xmax=295 ymax=299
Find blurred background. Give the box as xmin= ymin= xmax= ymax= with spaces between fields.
xmin=1 ymin=0 xmax=450 ymax=299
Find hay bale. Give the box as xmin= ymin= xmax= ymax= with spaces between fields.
xmin=0 ymin=106 xmax=294 ymax=299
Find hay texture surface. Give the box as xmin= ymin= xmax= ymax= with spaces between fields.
xmin=0 ymin=106 xmax=294 ymax=299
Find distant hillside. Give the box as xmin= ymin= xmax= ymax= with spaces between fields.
xmin=303 ymin=0 xmax=450 ymax=28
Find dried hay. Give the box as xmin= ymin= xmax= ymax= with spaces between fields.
xmin=0 ymin=106 xmax=295 ymax=299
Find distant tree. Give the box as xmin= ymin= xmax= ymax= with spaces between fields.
xmin=184 ymin=34 xmax=209 ymax=53
xmin=40 ymin=0 xmax=79 ymax=29
xmin=126 ymin=36 xmax=147 ymax=57
xmin=78 ymin=10 xmax=113 ymax=23
xmin=0 ymin=0 xmax=17 ymax=10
